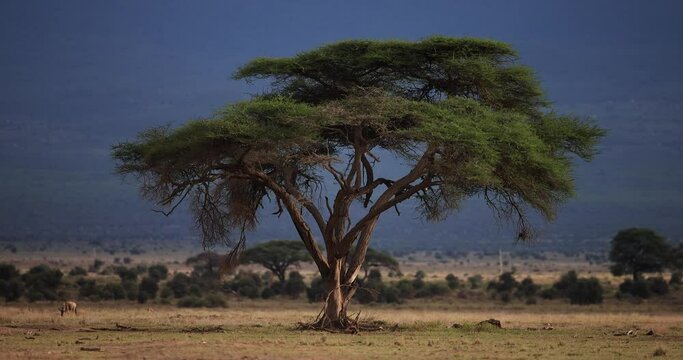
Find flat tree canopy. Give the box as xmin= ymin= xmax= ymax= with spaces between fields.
xmin=113 ymin=36 xmax=604 ymax=328
xmin=241 ymin=240 xmax=311 ymax=283
xmin=609 ymin=228 xmax=671 ymax=280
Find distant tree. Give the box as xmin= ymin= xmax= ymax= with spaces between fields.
xmin=68 ymin=267 xmax=87 ymax=277
xmin=567 ymin=278 xmax=603 ymax=305
xmin=186 ymin=252 xmax=224 ymax=291
xmin=114 ymin=266 xmax=138 ymax=282
xmin=0 ymin=264 xmax=24 ymax=301
xmin=609 ymin=228 xmax=671 ymax=280
xmin=0 ymin=263 xmax=20 ymax=281
xmin=445 ymin=273 xmax=460 ymax=289
xmin=166 ymin=273 xmax=193 ymax=298
xmin=359 ymin=248 xmax=399 ymax=279
xmin=22 ymin=265 xmax=62 ymax=301
xmin=114 ymin=37 xmax=604 ymax=328
xmin=147 ymin=264 xmax=169 ymax=282
xmin=241 ymin=240 xmax=311 ymax=283
xmin=138 ymin=276 xmax=159 ymax=303
xmin=283 ymin=271 xmax=307 ymax=299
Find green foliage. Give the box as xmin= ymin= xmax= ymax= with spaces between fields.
xmin=609 ymin=228 xmax=671 ymax=280
xmin=114 ymin=266 xmax=138 ymax=282
xmin=361 ymin=248 xmax=400 ymax=275
xmin=68 ymin=267 xmax=87 ymax=277
xmin=619 ymin=277 xmax=669 ymax=298
xmin=114 ymin=36 xmax=604 ymax=257
xmin=166 ymin=273 xmax=193 ymax=298
xmin=225 ymin=271 xmax=262 ymax=299
xmin=121 ymin=280 xmax=138 ymax=300
xmin=147 ymin=264 xmax=169 ymax=282
xmin=177 ymin=293 xmax=226 ymax=308
xmin=186 ymin=253 xmax=224 ymax=291
xmin=306 ymin=277 xmax=326 ymax=303
xmin=567 ymin=278 xmax=603 ymax=305
xmin=445 ymin=274 xmax=460 ymax=289
xmin=283 ymin=271 xmax=306 ymax=299
xmin=487 ymin=272 xmax=539 ymax=303
xmin=0 ymin=279 xmax=25 ymax=301
xmin=242 ymin=241 xmax=311 ymax=282
xmin=542 ymin=271 xmax=602 ymax=305
xmin=99 ymin=283 xmax=126 ymax=300
xmin=515 ymin=277 xmax=540 ymax=299
xmin=0 ymin=263 xmax=20 ymax=281
xmin=355 ymin=269 xmax=385 ymax=304
xmin=467 ymin=275 xmax=484 ymax=289
xmin=22 ymin=265 xmax=62 ymax=302
xmin=138 ymin=277 xmax=159 ymax=303
xmin=0 ymin=263 xmax=24 ymax=302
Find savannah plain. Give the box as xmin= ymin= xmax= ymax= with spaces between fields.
xmin=1 ymin=247 xmax=682 ymax=359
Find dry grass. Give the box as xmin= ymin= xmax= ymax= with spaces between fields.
xmin=1 ymin=300 xmax=682 ymax=359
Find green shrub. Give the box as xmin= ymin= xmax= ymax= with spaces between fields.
xmin=416 ymin=282 xmax=450 ymax=298
xmin=283 ymin=271 xmax=306 ymax=299
xmin=395 ymin=279 xmax=417 ymax=299
xmin=177 ymin=295 xmax=206 ymax=308
xmin=137 ymin=277 xmax=159 ymax=303
xmin=77 ymin=278 xmax=98 ymax=299
xmin=306 ymin=277 xmax=326 ymax=302
xmin=620 ymin=279 xmax=649 ymax=298
xmin=122 ymin=280 xmax=138 ymax=300
xmin=225 ymin=271 xmax=262 ymax=299
xmin=467 ymin=274 xmax=483 ymax=289
xmin=203 ymin=293 xmax=227 ymax=307
xmin=648 ymin=277 xmax=669 ymax=295
xmin=68 ymin=267 xmax=87 ymax=277
xmin=515 ymin=277 xmax=540 ymax=299
xmin=0 ymin=263 xmax=20 ymax=281
xmin=553 ymin=270 xmax=578 ymax=296
xmin=159 ymin=286 xmax=173 ymax=300
xmin=114 ymin=267 xmax=138 ymax=282
xmin=22 ymin=265 xmax=62 ymax=301
xmin=567 ymin=278 xmax=603 ymax=305
xmin=0 ymin=279 xmax=25 ymax=301
xmin=98 ymin=283 xmax=126 ymax=300
xmin=166 ymin=273 xmax=191 ymax=298
xmin=147 ymin=264 xmax=169 ymax=282
xmin=383 ymin=285 xmax=401 ymax=303
xmin=445 ymin=274 xmax=460 ymax=289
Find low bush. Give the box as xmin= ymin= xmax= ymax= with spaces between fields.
xmin=22 ymin=265 xmax=62 ymax=301
xmin=283 ymin=271 xmax=306 ymax=299
xmin=68 ymin=267 xmax=87 ymax=277
xmin=567 ymin=278 xmax=603 ymax=305
xmin=445 ymin=274 xmax=460 ymax=289
xmin=306 ymin=277 xmax=326 ymax=302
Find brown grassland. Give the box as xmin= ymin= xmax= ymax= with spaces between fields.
xmin=1 ymin=299 xmax=682 ymax=359
xmin=2 ymin=248 xmax=682 ymax=359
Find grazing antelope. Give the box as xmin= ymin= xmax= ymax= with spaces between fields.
xmin=60 ymin=301 xmax=78 ymax=316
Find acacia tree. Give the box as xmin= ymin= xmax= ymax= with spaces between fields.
xmin=609 ymin=228 xmax=671 ymax=280
xmin=113 ymin=37 xmax=603 ymax=329
xmin=242 ymin=240 xmax=311 ymax=283
xmin=359 ymin=248 xmax=399 ymax=279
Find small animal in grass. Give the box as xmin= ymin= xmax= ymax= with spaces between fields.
xmin=59 ymin=301 xmax=78 ymax=316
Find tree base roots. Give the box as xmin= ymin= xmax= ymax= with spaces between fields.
xmin=296 ymin=313 xmax=388 ymax=334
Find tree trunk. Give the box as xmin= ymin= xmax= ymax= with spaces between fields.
xmin=321 ymin=259 xmax=349 ymax=328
